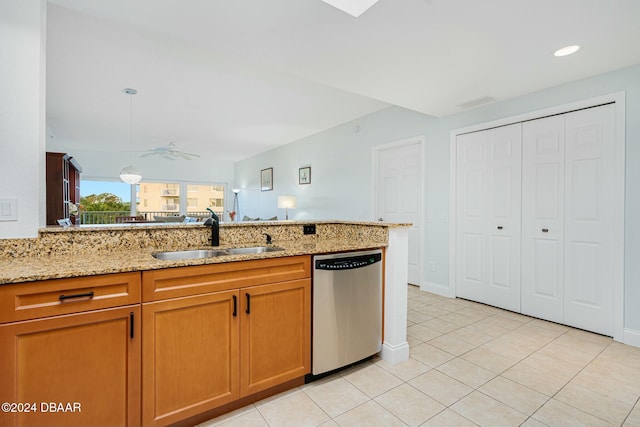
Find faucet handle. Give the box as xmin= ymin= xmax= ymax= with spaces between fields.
xmin=264 ymin=233 xmax=272 ymax=245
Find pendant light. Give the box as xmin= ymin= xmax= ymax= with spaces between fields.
xmin=119 ymin=88 xmax=142 ymax=184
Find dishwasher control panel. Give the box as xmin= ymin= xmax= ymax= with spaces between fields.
xmin=315 ymin=253 xmax=382 ymax=270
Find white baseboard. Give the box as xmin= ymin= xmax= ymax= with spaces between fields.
xmin=381 ymin=341 xmax=410 ymax=365
xmin=623 ymin=328 xmax=640 ymax=348
xmin=420 ymin=281 xmax=455 ymax=298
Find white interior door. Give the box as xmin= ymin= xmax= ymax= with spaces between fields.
xmin=521 ymin=115 xmax=565 ymax=323
xmin=376 ymin=141 xmax=422 ymax=285
xmin=563 ymin=104 xmax=615 ymax=336
xmin=456 ymin=124 xmax=521 ymax=311
xmin=456 ymin=130 xmax=487 ymax=303
xmin=485 ymin=124 xmax=522 ymax=312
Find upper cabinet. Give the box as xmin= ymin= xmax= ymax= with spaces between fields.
xmin=46 ymin=152 xmax=82 ymax=225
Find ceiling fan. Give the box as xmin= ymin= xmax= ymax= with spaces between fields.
xmin=139 ymin=142 xmax=200 ymax=161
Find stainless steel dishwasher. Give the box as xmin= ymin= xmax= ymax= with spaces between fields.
xmin=312 ymin=249 xmax=383 ymax=375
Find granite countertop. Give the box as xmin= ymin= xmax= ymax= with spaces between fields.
xmin=0 ymin=238 xmax=387 ymax=285
xmin=39 ymin=219 xmax=411 ymax=233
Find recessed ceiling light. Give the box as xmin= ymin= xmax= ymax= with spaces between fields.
xmin=554 ymin=45 xmax=581 ymax=57
xmin=321 ymin=0 xmax=379 ymax=17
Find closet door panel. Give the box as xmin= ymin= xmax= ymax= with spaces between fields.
xmin=564 ymin=104 xmax=615 ymax=336
xmin=485 ymin=124 xmax=521 ymax=312
xmin=532 ymin=238 xmax=562 ymax=298
xmin=456 ymin=124 xmax=521 ymax=311
xmin=456 ymin=131 xmax=489 ymax=303
xmin=522 ymin=115 xmax=565 ymax=323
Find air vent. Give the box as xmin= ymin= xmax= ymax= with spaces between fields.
xmin=458 ymin=96 xmax=497 ymax=109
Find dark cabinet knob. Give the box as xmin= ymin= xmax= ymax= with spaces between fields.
xmin=542 ymin=228 xmax=549 ymax=233
xmin=497 ymin=226 xmax=503 ymax=230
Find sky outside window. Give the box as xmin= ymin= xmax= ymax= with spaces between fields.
xmin=81 ymin=180 xmax=132 ymax=202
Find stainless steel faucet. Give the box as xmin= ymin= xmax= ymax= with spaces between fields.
xmin=204 ymin=207 xmax=220 ymax=246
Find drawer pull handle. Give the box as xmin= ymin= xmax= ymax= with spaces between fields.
xmin=59 ymin=291 xmax=94 ymax=301
xmin=232 ymin=295 xmax=237 ymax=317
xmin=497 ymin=226 xmax=504 ymax=230
xmin=246 ymin=293 xmax=251 ymax=315
xmin=542 ymin=228 xmax=549 ymax=233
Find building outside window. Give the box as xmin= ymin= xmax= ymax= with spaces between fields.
xmin=138 ymin=182 xmax=225 ymax=220
xmin=187 ymin=185 xmax=224 ymax=217
xmin=79 ymin=180 xmax=226 ymax=223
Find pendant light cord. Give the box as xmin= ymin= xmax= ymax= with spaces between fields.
xmin=129 ymin=91 xmax=133 ymax=165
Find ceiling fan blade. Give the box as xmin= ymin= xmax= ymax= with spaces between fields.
xmin=139 ymin=142 xmax=200 ymax=160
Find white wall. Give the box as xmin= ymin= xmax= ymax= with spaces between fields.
xmin=234 ymin=63 xmax=640 ymax=334
xmin=0 ymin=0 xmax=46 ymax=238
xmin=234 ymin=107 xmax=437 ymax=221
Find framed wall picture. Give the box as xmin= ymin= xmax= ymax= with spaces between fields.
xmin=261 ymin=167 xmax=273 ymax=191
xmin=299 ymin=166 xmax=311 ymax=185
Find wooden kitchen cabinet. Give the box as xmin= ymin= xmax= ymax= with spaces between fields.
xmin=0 ymin=305 xmax=141 ymax=427
xmin=141 ymin=256 xmax=311 ymax=426
xmin=240 ymin=279 xmax=310 ymax=396
xmin=0 ymin=272 xmax=142 ymax=427
xmin=141 ymin=290 xmax=240 ymax=427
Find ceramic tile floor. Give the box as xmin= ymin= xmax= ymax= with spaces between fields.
xmin=200 ymin=285 xmax=640 ymax=427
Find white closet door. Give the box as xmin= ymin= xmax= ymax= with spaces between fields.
xmin=521 ymin=115 xmax=565 ymax=323
xmin=456 ymin=124 xmax=521 ymax=311
xmin=563 ymin=104 xmax=615 ymax=336
xmin=485 ymin=124 xmax=522 ymax=312
xmin=456 ymin=130 xmax=488 ymax=304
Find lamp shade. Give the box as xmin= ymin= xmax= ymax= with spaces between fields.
xmin=119 ymin=165 xmax=142 ymax=184
xmin=277 ymin=196 xmax=297 ymax=209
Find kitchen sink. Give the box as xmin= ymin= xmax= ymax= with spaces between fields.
xmin=226 ymin=246 xmax=284 ymax=255
xmin=152 ymin=249 xmax=229 ymax=260
xmin=152 ymin=246 xmax=284 ymax=260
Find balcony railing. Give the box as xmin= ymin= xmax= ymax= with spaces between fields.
xmin=161 ymin=188 xmax=179 ymax=196
xmin=79 ymin=211 xmax=132 ymax=224
xmin=161 ymin=204 xmax=179 ymax=211
xmin=79 ymin=210 xmax=224 ymax=225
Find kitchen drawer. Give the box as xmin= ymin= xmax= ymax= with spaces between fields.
xmin=0 ymin=272 xmax=141 ymax=324
xmin=142 ymin=255 xmax=311 ymax=302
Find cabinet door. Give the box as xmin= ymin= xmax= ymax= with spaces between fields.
xmin=522 ymin=115 xmax=565 ymax=323
xmin=142 ymin=290 xmax=239 ymax=427
xmin=0 ymin=305 xmax=140 ymax=427
xmin=240 ymin=279 xmax=310 ymax=397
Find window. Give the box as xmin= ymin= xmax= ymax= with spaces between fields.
xmin=79 ymin=180 xmax=226 ymax=223
xmin=79 ymin=179 xmax=132 ymax=224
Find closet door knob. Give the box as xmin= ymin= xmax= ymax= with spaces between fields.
xmin=542 ymin=228 xmax=549 ymax=233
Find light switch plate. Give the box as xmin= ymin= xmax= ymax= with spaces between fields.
xmin=0 ymin=198 xmax=17 ymax=221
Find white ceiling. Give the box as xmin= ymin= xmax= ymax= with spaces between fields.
xmin=46 ymin=0 xmax=640 ymax=163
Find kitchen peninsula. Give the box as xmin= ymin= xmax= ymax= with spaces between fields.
xmin=0 ymin=220 xmax=410 ymax=427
